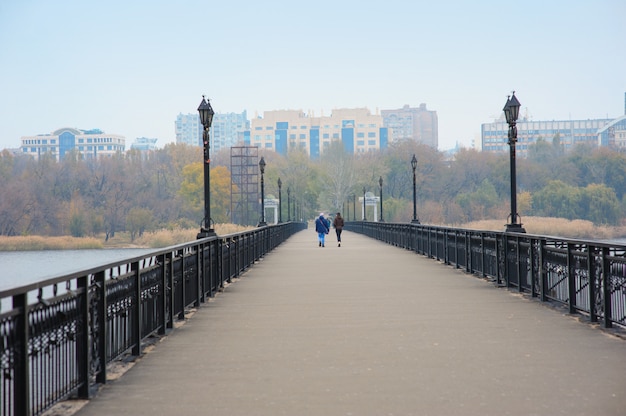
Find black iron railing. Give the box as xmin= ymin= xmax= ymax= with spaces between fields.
xmin=0 ymin=222 xmax=306 ymax=416
xmin=345 ymin=221 xmax=626 ymax=329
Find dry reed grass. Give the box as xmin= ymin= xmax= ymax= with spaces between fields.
xmin=461 ymin=216 xmax=626 ymax=240
xmin=0 ymin=235 xmax=103 ymax=251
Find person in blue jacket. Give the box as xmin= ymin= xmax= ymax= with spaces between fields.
xmin=315 ymin=213 xmax=330 ymax=247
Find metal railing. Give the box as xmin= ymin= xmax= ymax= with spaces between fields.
xmin=0 ymin=222 xmax=306 ymax=416
xmin=345 ymin=221 xmax=626 ymax=329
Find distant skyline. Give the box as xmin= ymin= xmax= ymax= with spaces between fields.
xmin=1 ymin=0 xmax=624 ymax=151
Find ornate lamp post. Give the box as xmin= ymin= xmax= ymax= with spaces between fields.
xmin=379 ymin=176 xmax=384 ymax=222
xmin=287 ymin=186 xmax=291 ymax=221
xmin=258 ymin=157 xmax=267 ymax=227
xmin=504 ymin=92 xmax=526 ymax=233
xmin=197 ymin=96 xmax=216 ymax=239
xmin=411 ymin=154 xmax=420 ymax=224
xmin=277 ymin=177 xmax=282 ymax=223
xmin=362 ymin=186 xmax=367 ymax=221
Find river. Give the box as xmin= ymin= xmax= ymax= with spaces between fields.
xmin=0 ymin=248 xmax=154 ymax=292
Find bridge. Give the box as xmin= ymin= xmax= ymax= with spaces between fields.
xmin=2 ymin=223 xmax=626 ymax=415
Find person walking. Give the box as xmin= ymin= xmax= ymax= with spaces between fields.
xmin=315 ymin=213 xmax=329 ymax=247
xmin=333 ymin=212 xmax=344 ymax=247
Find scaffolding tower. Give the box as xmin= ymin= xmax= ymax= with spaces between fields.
xmin=230 ymin=146 xmax=260 ymax=226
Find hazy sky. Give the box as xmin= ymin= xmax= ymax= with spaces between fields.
xmin=1 ymin=0 xmax=624 ymax=151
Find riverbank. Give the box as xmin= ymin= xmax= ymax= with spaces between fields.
xmin=0 ymin=224 xmax=255 ymax=251
xmin=1 ymin=218 xmax=625 ymax=251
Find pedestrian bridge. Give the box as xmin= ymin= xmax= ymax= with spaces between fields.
xmin=70 ymin=228 xmax=625 ymax=416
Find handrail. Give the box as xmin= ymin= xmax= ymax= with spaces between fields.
xmin=344 ymin=221 xmax=626 ymax=330
xmin=0 ymin=222 xmax=306 ymax=416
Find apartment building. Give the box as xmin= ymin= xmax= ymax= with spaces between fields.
xmin=20 ymin=127 xmax=125 ymax=161
xmin=248 ymin=108 xmax=390 ymax=157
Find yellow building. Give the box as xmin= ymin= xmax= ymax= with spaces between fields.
xmin=249 ymin=108 xmax=390 ymax=157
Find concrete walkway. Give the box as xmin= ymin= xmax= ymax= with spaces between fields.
xmin=73 ymin=229 xmax=626 ymax=416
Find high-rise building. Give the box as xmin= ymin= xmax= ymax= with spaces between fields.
xmin=20 ymin=127 xmax=125 ymax=161
xmin=248 ymin=108 xmax=390 ymax=157
xmin=175 ymin=113 xmax=202 ymax=147
xmin=211 ymin=111 xmax=249 ymax=152
xmin=381 ymin=104 xmax=438 ymax=148
xmin=175 ymin=111 xmax=249 ymax=152
xmin=130 ymin=137 xmax=158 ymax=152
xmin=481 ymin=118 xmax=613 ymax=157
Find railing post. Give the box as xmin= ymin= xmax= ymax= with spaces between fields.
xmin=13 ymin=293 xmax=30 ymax=416
xmin=132 ymin=261 xmax=142 ymax=356
xmin=96 ymin=270 xmax=108 ymax=382
xmin=167 ymin=252 xmax=175 ymax=329
xmin=158 ymin=255 xmax=167 ymax=335
xmin=77 ymin=275 xmax=91 ymax=398
xmin=567 ymin=243 xmax=577 ymax=314
xmin=517 ymin=235 xmax=523 ymax=292
xmin=601 ymin=247 xmax=613 ymax=328
xmin=528 ymin=238 xmax=537 ymax=298
xmin=481 ymin=233 xmax=486 ymax=278
xmin=198 ymin=243 xmax=205 ymax=305
xmin=588 ymin=245 xmax=597 ymax=323
xmin=178 ymin=249 xmax=186 ymax=319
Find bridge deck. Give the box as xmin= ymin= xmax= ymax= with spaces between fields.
xmin=73 ymin=229 xmax=626 ymax=416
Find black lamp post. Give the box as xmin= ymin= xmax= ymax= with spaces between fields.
xmin=362 ymin=186 xmax=367 ymax=221
xmin=287 ymin=187 xmax=291 ymax=221
xmin=258 ymin=157 xmax=267 ymax=227
xmin=411 ymin=154 xmax=420 ymax=224
xmin=379 ymin=176 xmax=384 ymax=222
xmin=197 ymin=96 xmax=216 ymax=239
xmin=504 ymin=92 xmax=526 ymax=233
xmin=277 ymin=177 xmax=282 ymax=223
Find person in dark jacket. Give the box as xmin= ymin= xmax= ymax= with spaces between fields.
xmin=333 ymin=212 xmax=344 ymax=247
xmin=315 ymin=213 xmax=329 ymax=247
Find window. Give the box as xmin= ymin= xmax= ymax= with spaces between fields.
xmin=299 ymin=134 xmax=306 ymax=139
xmin=357 ymin=132 xmax=365 ymax=138
xmin=368 ymin=140 xmax=376 ymax=146
xmin=254 ymin=135 xmax=261 ymax=141
xmin=332 ymin=133 xmax=339 ymax=139
xmin=266 ymin=126 xmax=273 ymax=130
xmin=323 ymin=133 xmax=329 ymax=139
xmin=368 ymin=132 xmax=376 ymax=138
xmin=289 ymin=134 xmax=296 ymax=139
xmin=357 ymin=140 xmax=365 ymax=146
xmin=265 ymin=143 xmax=273 ymax=148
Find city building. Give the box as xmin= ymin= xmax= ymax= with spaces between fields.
xmin=175 ymin=113 xmax=202 ymax=147
xmin=247 ymin=108 xmax=390 ymax=158
xmin=20 ymin=127 xmax=125 ymax=161
xmin=211 ymin=111 xmax=249 ymax=152
xmin=130 ymin=137 xmax=158 ymax=152
xmin=175 ymin=111 xmax=249 ymax=152
xmin=381 ymin=104 xmax=438 ymax=148
xmin=597 ymin=116 xmax=626 ymax=149
xmin=481 ymin=117 xmax=613 ymax=157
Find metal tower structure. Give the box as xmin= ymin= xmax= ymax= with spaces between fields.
xmin=230 ymin=146 xmax=260 ymax=226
